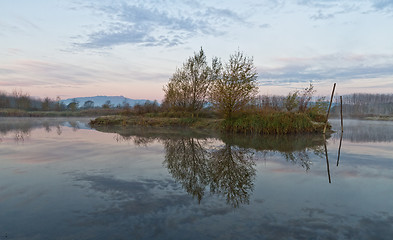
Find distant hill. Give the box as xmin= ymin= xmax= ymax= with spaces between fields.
xmin=60 ymin=96 xmax=152 ymax=108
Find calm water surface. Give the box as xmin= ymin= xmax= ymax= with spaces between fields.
xmin=0 ymin=118 xmax=392 ymax=240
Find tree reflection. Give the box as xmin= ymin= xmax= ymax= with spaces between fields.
xmin=282 ymin=150 xmax=312 ymax=171
xmin=281 ymin=145 xmax=324 ymax=171
xmin=56 ymin=125 xmax=62 ymax=135
xmin=163 ymin=138 xmax=256 ymax=208
xmin=68 ymin=121 xmax=80 ymax=131
xmin=114 ymin=134 xmax=156 ymax=147
xmin=102 ymin=126 xmax=331 ymax=204
xmin=0 ymin=118 xmax=86 ymax=136
xmin=220 ymin=133 xmax=326 ymax=171
xmin=14 ymin=130 xmax=30 ymax=143
xmin=164 ymin=138 xmax=210 ymax=203
xmin=209 ymin=144 xmax=256 ymax=208
xmin=43 ymin=121 xmax=52 ymax=132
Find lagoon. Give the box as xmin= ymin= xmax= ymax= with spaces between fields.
xmin=0 ymin=118 xmax=392 ymax=239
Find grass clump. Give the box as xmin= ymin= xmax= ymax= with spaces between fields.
xmin=221 ymin=112 xmax=326 ymax=134
xmin=89 ymin=115 xmax=221 ymax=129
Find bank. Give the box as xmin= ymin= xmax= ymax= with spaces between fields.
xmin=89 ymin=112 xmax=330 ymax=135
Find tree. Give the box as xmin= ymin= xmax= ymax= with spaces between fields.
xmin=285 ymin=91 xmax=299 ymax=112
xmin=13 ymin=90 xmax=31 ymax=110
xmin=83 ymin=100 xmax=95 ymax=109
xmin=209 ymin=51 xmax=258 ymax=118
xmin=102 ymin=100 xmax=112 ymax=109
xmin=54 ymin=96 xmax=65 ymax=111
xmin=67 ymin=99 xmax=79 ymax=111
xmin=0 ymin=92 xmax=10 ymax=108
xmin=163 ymin=48 xmax=212 ymax=116
xmin=41 ymin=97 xmax=51 ymax=111
xmin=298 ymin=83 xmax=315 ymax=112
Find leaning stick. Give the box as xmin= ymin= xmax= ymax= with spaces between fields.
xmin=323 ymin=83 xmax=336 ymax=134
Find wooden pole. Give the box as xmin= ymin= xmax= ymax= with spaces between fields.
xmin=337 ymin=95 xmax=344 ymax=166
xmin=323 ymin=83 xmax=336 ymax=134
xmin=323 ymin=135 xmax=331 ymax=183
xmin=340 ymin=96 xmax=343 ymax=133
xmin=337 ymin=132 xmax=343 ymax=166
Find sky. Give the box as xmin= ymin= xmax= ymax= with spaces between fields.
xmin=1 ymin=0 xmax=393 ymax=101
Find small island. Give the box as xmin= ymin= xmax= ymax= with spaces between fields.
xmin=90 ymin=49 xmax=330 ymax=135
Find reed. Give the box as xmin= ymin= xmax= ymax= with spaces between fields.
xmin=221 ymin=112 xmax=326 ymax=134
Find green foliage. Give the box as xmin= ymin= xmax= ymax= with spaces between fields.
xmin=101 ymin=100 xmax=112 ymax=109
xmin=41 ymin=97 xmax=51 ymax=111
xmin=67 ymin=100 xmax=79 ymax=111
xmin=307 ymin=97 xmax=328 ymax=122
xmin=163 ymin=47 xmax=211 ymax=115
xmin=209 ymin=51 xmax=258 ymax=118
xmin=285 ymin=91 xmax=299 ymax=112
xmin=83 ymin=100 xmax=95 ymax=109
xmin=221 ymin=112 xmax=323 ymax=135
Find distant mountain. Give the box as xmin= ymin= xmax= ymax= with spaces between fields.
xmin=60 ymin=96 xmax=153 ymax=108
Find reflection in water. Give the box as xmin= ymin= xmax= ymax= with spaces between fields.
xmin=56 ymin=125 xmax=62 ymax=135
xmin=103 ymin=127 xmax=329 ymax=207
xmin=209 ymin=144 xmax=255 ymax=208
xmin=14 ymin=130 xmax=30 ymax=143
xmin=323 ymin=135 xmax=332 ymax=184
xmin=68 ymin=121 xmax=81 ymax=131
xmin=282 ymin=151 xmax=313 ymax=171
xmin=337 ymin=132 xmax=343 ymax=166
xmin=2 ymin=119 xmax=393 ymax=239
xmin=0 ymin=118 xmax=90 ymax=142
xmin=220 ymin=133 xmax=326 ymax=171
xmin=331 ymin=119 xmax=393 ymax=142
xmin=114 ymin=134 xmax=156 ymax=146
xmin=164 ymin=138 xmax=211 ymax=203
xmin=164 ymin=138 xmax=255 ymax=208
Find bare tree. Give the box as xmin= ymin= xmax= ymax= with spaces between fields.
xmin=209 ymin=51 xmax=258 ymax=118
xmin=163 ymin=48 xmax=212 ymax=116
xmin=298 ymin=83 xmax=315 ymax=112
xmin=13 ymin=90 xmax=31 ymax=110
xmin=41 ymin=97 xmax=51 ymax=111
xmin=102 ymin=100 xmax=112 ymax=109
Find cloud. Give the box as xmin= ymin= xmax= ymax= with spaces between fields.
xmin=259 ymin=64 xmax=393 ymax=88
xmin=71 ymin=170 xmax=393 ymax=239
xmin=0 ymin=59 xmax=169 ymax=91
xmin=258 ymin=54 xmax=393 ymax=85
xmin=297 ymin=0 xmax=341 ymax=8
xmin=372 ymin=0 xmax=393 ymax=11
xmin=0 ymin=60 xmax=104 ymax=86
xmin=298 ymin=0 xmax=393 ymax=18
xmin=70 ymin=172 xmax=234 ymax=236
xmin=73 ymin=1 xmax=247 ymax=49
xmin=259 ymin=23 xmax=271 ymax=28
xmin=310 ymin=10 xmax=335 ymax=20
xmin=295 ymin=0 xmax=372 ymax=21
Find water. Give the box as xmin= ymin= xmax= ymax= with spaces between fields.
xmin=0 ymin=118 xmax=392 ymax=240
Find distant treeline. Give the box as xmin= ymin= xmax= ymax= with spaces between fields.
xmin=0 ymin=90 xmax=65 ymax=111
xmin=1 ymin=87 xmax=327 ymax=119
xmin=331 ymin=93 xmax=393 ymax=117
xmin=0 ymin=90 xmax=160 ymax=112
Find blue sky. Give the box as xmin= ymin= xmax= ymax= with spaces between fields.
xmin=1 ymin=0 xmax=393 ymax=100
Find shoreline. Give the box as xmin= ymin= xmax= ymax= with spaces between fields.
xmin=89 ymin=113 xmax=330 ymax=135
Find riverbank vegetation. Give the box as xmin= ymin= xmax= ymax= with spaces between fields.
xmin=91 ymin=48 xmax=330 ymax=134
xmin=2 ymin=48 xmax=347 ymax=134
